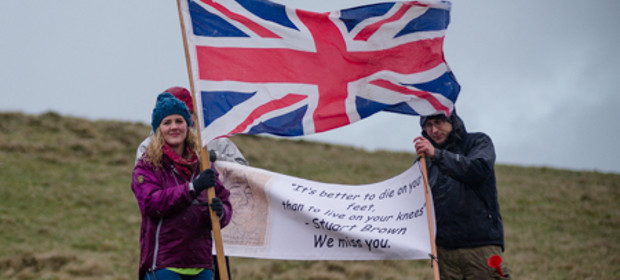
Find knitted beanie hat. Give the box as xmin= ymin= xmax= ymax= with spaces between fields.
xmin=163 ymin=87 xmax=194 ymax=113
xmin=419 ymin=113 xmax=450 ymax=128
xmin=151 ymin=93 xmax=192 ymax=132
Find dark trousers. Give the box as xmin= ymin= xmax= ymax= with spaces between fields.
xmin=143 ymin=269 xmax=213 ymax=280
xmin=437 ymin=245 xmax=511 ymax=280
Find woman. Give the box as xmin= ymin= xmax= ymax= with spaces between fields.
xmin=132 ymin=93 xmax=232 ymax=280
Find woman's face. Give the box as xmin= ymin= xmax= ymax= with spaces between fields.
xmin=160 ymin=114 xmax=188 ymax=150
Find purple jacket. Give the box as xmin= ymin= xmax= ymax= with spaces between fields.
xmin=131 ymin=155 xmax=232 ymax=280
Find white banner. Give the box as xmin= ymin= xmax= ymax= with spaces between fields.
xmin=215 ymin=161 xmax=434 ymax=260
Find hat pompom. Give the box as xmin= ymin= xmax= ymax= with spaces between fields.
xmin=163 ymin=87 xmax=193 ymax=113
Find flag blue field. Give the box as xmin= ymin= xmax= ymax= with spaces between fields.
xmin=179 ymin=0 xmax=460 ymax=144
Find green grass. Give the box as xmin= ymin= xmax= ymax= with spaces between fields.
xmin=0 ymin=112 xmax=618 ymax=279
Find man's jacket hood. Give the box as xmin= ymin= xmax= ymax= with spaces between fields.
xmin=420 ymin=111 xmax=466 ymax=148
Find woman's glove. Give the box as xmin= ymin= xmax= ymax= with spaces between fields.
xmin=210 ymin=197 xmax=224 ymax=219
xmin=190 ymin=169 xmax=215 ymax=197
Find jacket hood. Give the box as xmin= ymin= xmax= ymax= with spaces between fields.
xmin=420 ymin=111 xmax=467 ymax=148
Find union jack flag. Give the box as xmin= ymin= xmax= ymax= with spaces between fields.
xmin=179 ymin=0 xmax=460 ymax=144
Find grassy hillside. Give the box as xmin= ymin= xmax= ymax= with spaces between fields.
xmin=0 ymin=112 xmax=618 ymax=280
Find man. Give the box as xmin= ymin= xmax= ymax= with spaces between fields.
xmin=414 ymin=111 xmax=511 ymax=279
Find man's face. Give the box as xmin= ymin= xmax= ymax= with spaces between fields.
xmin=424 ymin=118 xmax=453 ymax=145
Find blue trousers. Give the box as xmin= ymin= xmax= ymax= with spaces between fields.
xmin=143 ymin=269 xmax=214 ymax=280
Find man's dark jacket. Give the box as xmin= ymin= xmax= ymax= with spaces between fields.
xmin=419 ymin=112 xmax=504 ymax=250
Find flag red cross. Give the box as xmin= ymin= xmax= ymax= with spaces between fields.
xmin=196 ymin=6 xmax=446 ymax=133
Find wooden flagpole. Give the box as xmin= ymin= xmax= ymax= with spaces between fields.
xmin=419 ymin=154 xmax=440 ymax=280
xmin=176 ymin=1 xmax=229 ymax=279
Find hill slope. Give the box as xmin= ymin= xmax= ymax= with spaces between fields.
xmin=0 ymin=112 xmax=618 ymax=279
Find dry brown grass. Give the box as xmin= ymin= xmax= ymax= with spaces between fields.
xmin=0 ymin=112 xmax=618 ymax=279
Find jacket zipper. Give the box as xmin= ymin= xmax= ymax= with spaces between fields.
xmin=151 ymin=165 xmax=183 ymax=272
xmin=151 ymin=166 xmax=197 ymax=271
xmin=151 ymin=218 xmax=163 ymax=271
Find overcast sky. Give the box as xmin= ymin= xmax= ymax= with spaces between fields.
xmin=1 ymin=0 xmax=618 ymax=174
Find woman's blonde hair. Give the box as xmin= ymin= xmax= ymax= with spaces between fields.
xmin=144 ymin=126 xmax=201 ymax=169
